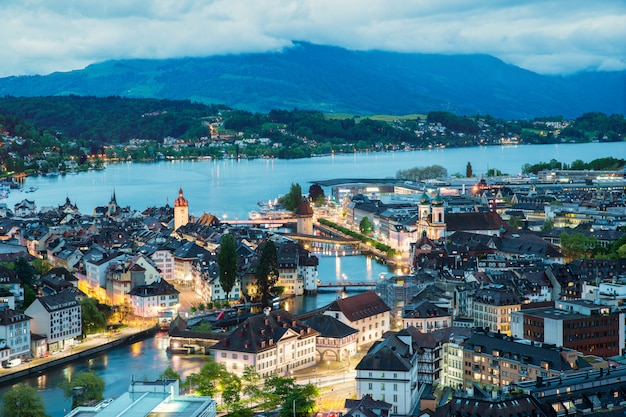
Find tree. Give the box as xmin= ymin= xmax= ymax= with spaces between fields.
xmin=12 ymin=257 xmax=35 ymax=286
xmin=159 ymin=366 xmax=181 ymax=382
xmin=280 ymin=383 xmax=319 ymax=417
xmin=60 ymin=371 xmax=105 ymax=408
xmin=359 ymin=216 xmax=373 ymax=235
xmin=81 ymin=298 xmax=106 ymax=335
xmin=189 ymin=361 xmax=227 ymax=397
xmin=217 ymin=233 xmax=238 ymax=298
xmin=221 ymin=373 xmax=243 ymax=411
xmin=255 ymin=240 xmax=279 ymax=305
xmin=308 ymin=183 xmax=325 ymax=206
xmin=466 ymin=162 xmax=473 ymax=178
xmin=540 ymin=218 xmax=555 ymax=232
xmin=507 ymin=215 xmax=523 ymax=229
xmin=279 ymin=183 xmax=303 ymax=212
xmin=1 ymin=384 xmax=49 ymax=417
xmin=560 ymin=232 xmax=598 ymax=260
xmin=31 ymin=259 xmax=51 ymax=276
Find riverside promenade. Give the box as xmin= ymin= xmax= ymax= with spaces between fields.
xmin=0 ymin=324 xmax=158 ymax=385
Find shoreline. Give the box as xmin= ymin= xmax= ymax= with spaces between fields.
xmin=0 ymin=325 xmax=158 ymax=385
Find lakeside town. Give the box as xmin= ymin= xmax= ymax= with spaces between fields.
xmin=0 ymin=164 xmax=624 ymax=416
xmin=0 ymin=164 xmax=626 ymax=415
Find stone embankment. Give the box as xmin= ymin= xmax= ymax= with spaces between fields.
xmin=0 ymin=325 xmax=158 ymax=385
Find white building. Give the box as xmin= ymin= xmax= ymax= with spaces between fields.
xmin=355 ymin=330 xmax=420 ymax=415
xmin=325 ymin=291 xmax=391 ymax=348
xmin=211 ymin=309 xmax=318 ymax=378
xmin=128 ymin=279 xmax=179 ymax=319
xmin=0 ymin=307 xmax=31 ymax=364
xmin=25 ymin=290 xmax=81 ymax=352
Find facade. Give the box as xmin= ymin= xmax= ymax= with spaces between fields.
xmin=210 ymin=309 xmax=318 ymax=378
xmin=0 ymin=307 xmax=31 ymax=364
xmin=510 ymin=299 xmax=625 ymax=358
xmin=128 ymin=279 xmax=180 ymax=319
xmin=304 ymin=314 xmax=358 ymax=362
xmin=25 ymin=290 xmax=81 ymax=352
xmin=461 ymin=329 xmax=584 ymax=390
xmin=325 ymin=291 xmax=391 ymax=348
xmin=295 ymin=198 xmax=314 ymax=235
xmin=402 ymin=301 xmax=451 ymax=331
xmin=355 ymin=331 xmax=420 ymax=416
xmin=469 ymin=284 xmax=523 ymax=335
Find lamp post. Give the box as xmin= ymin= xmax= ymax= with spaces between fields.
xmin=293 ymin=399 xmax=296 ymax=417
xmin=327 ymin=360 xmax=330 ymax=374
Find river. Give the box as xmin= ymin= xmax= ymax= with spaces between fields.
xmin=1 ymin=142 xmax=623 ymax=416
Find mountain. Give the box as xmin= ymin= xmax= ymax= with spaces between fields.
xmin=0 ymin=42 xmax=623 ymax=119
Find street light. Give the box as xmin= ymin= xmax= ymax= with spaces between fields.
xmin=327 ymin=360 xmax=330 ymax=374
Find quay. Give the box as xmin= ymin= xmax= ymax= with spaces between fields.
xmin=0 ymin=325 xmax=158 ymax=385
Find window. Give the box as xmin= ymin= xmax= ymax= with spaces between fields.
xmin=368 ymin=383 xmax=372 ymax=390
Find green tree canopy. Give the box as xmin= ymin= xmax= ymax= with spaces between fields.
xmin=396 ymin=164 xmax=447 ymax=181
xmin=60 ymin=371 xmax=105 ymax=408
xmin=255 ymin=240 xmax=279 ymax=305
xmin=359 ymin=216 xmax=373 ymax=235
xmin=560 ymin=232 xmax=599 ymax=260
xmin=466 ymin=161 xmax=473 ymax=178
xmin=159 ymin=366 xmax=181 ymax=381
xmin=308 ymin=183 xmax=325 ymax=205
xmin=279 ymin=183 xmax=303 ymax=212
xmin=217 ymin=233 xmax=238 ymax=297
xmin=1 ymin=384 xmax=49 ymax=417
xmin=81 ymin=298 xmax=106 ymax=335
xmin=188 ymin=361 xmax=228 ymax=397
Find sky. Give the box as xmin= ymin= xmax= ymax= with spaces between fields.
xmin=1 ymin=0 xmax=624 ymax=78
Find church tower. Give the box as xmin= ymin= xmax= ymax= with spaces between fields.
xmin=174 ymin=188 xmax=189 ymax=231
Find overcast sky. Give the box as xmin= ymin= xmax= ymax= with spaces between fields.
xmin=1 ymin=0 xmax=624 ymax=78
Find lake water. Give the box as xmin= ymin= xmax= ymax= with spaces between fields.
xmin=1 ymin=142 xmax=623 ymax=416
xmin=4 ymin=142 xmax=624 ymax=220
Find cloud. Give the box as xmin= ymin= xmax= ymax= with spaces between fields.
xmin=0 ymin=0 xmax=624 ymax=77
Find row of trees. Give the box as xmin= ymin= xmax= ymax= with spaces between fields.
xmin=522 ymin=157 xmax=625 ymax=174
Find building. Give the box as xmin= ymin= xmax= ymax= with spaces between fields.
xmin=325 ymin=291 xmax=391 ymax=348
xmin=296 ymin=198 xmax=314 ymax=235
xmin=128 ymin=279 xmax=180 ymax=322
xmin=355 ymin=330 xmax=420 ymax=415
xmin=510 ymin=299 xmax=625 ymax=358
xmin=173 ymin=187 xmax=189 ymax=231
xmin=469 ymin=284 xmax=523 ymax=335
xmin=65 ymin=378 xmax=217 ymax=417
xmin=402 ymin=301 xmax=451 ymax=332
xmin=0 ymin=307 xmax=31 ymax=364
xmin=305 ymin=314 xmax=358 ymax=362
xmin=210 ymin=308 xmax=318 ymax=378
xmin=461 ymin=329 xmax=587 ymax=391
xmin=25 ymin=290 xmax=82 ymax=352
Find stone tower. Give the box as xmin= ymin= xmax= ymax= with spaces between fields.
xmin=174 ymin=187 xmax=189 ymax=231
xmin=295 ymin=198 xmax=314 ymax=235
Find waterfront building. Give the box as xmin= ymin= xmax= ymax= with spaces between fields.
xmin=210 ymin=308 xmax=318 ymax=378
xmin=304 ymin=314 xmax=358 ymax=362
xmin=355 ymin=329 xmax=420 ymax=416
xmin=173 ymin=187 xmax=189 ymax=231
xmin=25 ymin=289 xmax=81 ymax=353
xmin=13 ymin=198 xmax=36 ymax=217
xmin=128 ymin=279 xmax=179 ymax=320
xmin=324 ymin=291 xmax=391 ymax=349
xmin=0 ymin=307 xmax=31 ymax=364
xmin=511 ymin=299 xmax=625 ymax=358
xmin=65 ymin=378 xmax=217 ymax=417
